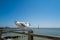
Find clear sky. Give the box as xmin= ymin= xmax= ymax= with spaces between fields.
xmin=0 ymin=0 xmax=60 ymax=28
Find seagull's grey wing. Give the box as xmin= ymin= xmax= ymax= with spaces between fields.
xmin=20 ymin=23 xmax=26 ymax=27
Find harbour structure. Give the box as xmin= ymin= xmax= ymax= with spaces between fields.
xmin=0 ymin=27 xmax=60 ymax=40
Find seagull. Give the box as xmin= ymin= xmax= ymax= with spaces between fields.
xmin=14 ymin=21 xmax=30 ymax=28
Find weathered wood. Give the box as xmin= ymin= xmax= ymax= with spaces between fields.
xmin=52 ymin=38 xmax=60 ymax=40
xmin=28 ymin=30 xmax=33 ymax=40
xmin=0 ymin=30 xmax=2 ymax=40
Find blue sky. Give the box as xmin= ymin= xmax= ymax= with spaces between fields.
xmin=0 ymin=0 xmax=60 ymax=28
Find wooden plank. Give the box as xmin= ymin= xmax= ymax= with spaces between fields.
xmin=28 ymin=30 xmax=33 ymax=40
xmin=0 ymin=30 xmax=2 ymax=40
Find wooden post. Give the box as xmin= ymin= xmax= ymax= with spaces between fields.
xmin=53 ymin=38 xmax=60 ymax=40
xmin=0 ymin=29 xmax=2 ymax=40
xmin=28 ymin=30 xmax=33 ymax=40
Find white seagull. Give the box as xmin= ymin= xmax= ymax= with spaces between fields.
xmin=15 ymin=21 xmax=30 ymax=28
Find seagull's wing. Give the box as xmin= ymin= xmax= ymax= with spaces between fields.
xmin=20 ymin=23 xmax=26 ymax=27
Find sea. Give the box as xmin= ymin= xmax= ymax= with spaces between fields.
xmin=2 ymin=28 xmax=60 ymax=40
xmin=32 ymin=28 xmax=60 ymax=37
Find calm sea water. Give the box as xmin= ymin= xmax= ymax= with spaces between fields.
xmin=31 ymin=28 xmax=60 ymax=37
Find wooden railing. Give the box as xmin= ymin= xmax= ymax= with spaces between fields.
xmin=0 ymin=29 xmax=60 ymax=40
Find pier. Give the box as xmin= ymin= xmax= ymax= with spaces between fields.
xmin=0 ymin=28 xmax=60 ymax=40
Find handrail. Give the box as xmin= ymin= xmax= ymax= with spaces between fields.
xmin=3 ymin=31 xmax=60 ymax=40
xmin=12 ymin=31 xmax=60 ymax=40
xmin=0 ymin=29 xmax=60 ymax=40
